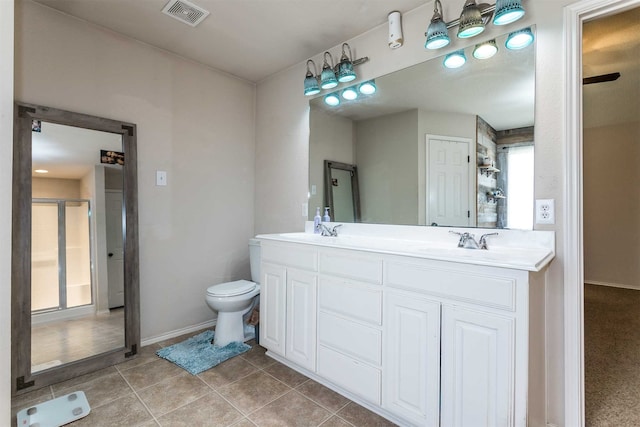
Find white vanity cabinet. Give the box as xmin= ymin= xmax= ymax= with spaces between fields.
xmin=257 ymin=232 xmax=551 ymax=427
xmin=259 ymin=242 xmax=318 ymax=371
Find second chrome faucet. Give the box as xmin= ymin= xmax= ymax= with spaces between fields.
xmin=450 ymin=230 xmax=498 ymax=250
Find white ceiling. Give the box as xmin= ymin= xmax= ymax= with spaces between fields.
xmin=31 ymin=0 xmax=427 ymax=83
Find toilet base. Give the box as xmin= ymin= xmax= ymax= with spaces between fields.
xmin=213 ymin=311 xmax=247 ymax=347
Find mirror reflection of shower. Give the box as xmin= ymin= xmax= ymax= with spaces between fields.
xmin=30 ymin=121 xmax=125 ymax=373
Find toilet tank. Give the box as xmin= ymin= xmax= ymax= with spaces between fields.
xmin=249 ymin=238 xmax=261 ymax=284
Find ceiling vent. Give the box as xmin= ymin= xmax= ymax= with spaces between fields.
xmin=162 ymin=0 xmax=210 ymax=27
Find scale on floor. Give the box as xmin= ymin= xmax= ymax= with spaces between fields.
xmin=16 ymin=391 xmax=90 ymax=427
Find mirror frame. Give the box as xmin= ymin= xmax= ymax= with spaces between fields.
xmin=11 ymin=102 xmax=140 ymax=395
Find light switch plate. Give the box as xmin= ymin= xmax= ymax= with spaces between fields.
xmin=156 ymin=171 xmax=167 ymax=186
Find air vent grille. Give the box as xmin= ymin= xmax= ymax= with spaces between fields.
xmin=162 ymin=0 xmax=210 ymax=27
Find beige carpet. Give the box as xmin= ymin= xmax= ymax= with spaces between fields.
xmin=585 ymin=284 xmax=640 ymax=426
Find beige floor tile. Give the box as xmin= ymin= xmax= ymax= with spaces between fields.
xmin=198 ymin=356 xmax=258 ymax=389
xmin=263 ymin=362 xmax=309 ymax=388
xmin=68 ymin=394 xmax=153 ymax=427
xmin=240 ymin=344 xmax=276 ymax=369
xmin=336 ymin=403 xmax=398 ymax=427
xmin=319 ymin=416 xmax=354 ymax=427
xmin=156 ymin=392 xmax=244 ymax=426
xmin=296 ymin=380 xmax=350 ymax=413
xmin=137 ymin=372 xmax=211 ymax=417
xmin=50 ymin=366 xmax=118 ymax=394
xmin=248 ymin=390 xmax=331 ymax=427
xmin=54 ymin=371 xmax=133 ymax=409
xmin=218 ymin=371 xmax=290 ymax=414
xmin=116 ymin=343 xmax=162 ymax=371
xmin=120 ymin=358 xmax=184 ymax=390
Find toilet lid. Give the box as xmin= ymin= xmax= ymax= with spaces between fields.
xmin=207 ymin=280 xmax=256 ymax=297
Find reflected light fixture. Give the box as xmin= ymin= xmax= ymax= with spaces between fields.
xmin=337 ymin=43 xmax=357 ymax=83
xmin=341 ymin=87 xmax=358 ymax=101
xmin=324 ymin=93 xmax=340 ymax=106
xmin=34 ymin=169 xmax=48 ymax=174
xmin=443 ymin=50 xmax=466 ymax=68
xmin=358 ymin=80 xmax=377 ymax=95
xmin=473 ymin=39 xmax=498 ymax=59
xmin=457 ymin=0 xmax=485 ymax=38
xmin=303 ymin=60 xmax=320 ymax=96
xmin=425 ymin=0 xmax=450 ymax=50
xmin=320 ymin=52 xmax=339 ymax=89
xmin=505 ymin=27 xmax=534 ymax=50
xmin=493 ymin=0 xmax=525 ymax=25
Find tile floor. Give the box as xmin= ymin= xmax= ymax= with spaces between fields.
xmin=12 ymin=332 xmax=399 ymax=426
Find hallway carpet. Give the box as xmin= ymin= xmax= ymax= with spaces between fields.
xmin=585 ymin=284 xmax=640 ymax=426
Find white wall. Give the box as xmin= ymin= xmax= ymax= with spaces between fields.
xmin=255 ymin=1 xmax=572 ymax=424
xmin=356 ymin=110 xmax=419 ymax=224
xmin=15 ymin=0 xmax=256 ymax=340
xmin=1 ymin=0 xmax=14 ymax=421
xmin=308 ymin=105 xmax=354 ymax=219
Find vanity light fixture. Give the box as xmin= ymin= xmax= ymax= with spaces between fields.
xmin=324 ymin=93 xmax=340 ymax=106
xmin=425 ymin=0 xmax=450 ymax=49
xmin=424 ymin=0 xmax=526 ymax=49
xmin=320 ymin=52 xmax=339 ymax=90
xmin=493 ymin=0 xmax=525 ymax=25
xmin=473 ymin=39 xmax=498 ymax=59
xmin=505 ymin=27 xmax=534 ymax=50
xmin=457 ymin=0 xmax=485 ymax=38
xmin=303 ymin=60 xmax=321 ymax=96
xmin=337 ymin=43 xmax=357 ymax=83
xmin=443 ymin=49 xmax=467 ymax=68
xmin=341 ymin=87 xmax=358 ymax=101
xmin=34 ymin=169 xmax=48 ymax=174
xmin=358 ymin=80 xmax=377 ymax=95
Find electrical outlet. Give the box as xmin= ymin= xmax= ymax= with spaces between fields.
xmin=536 ymin=199 xmax=555 ymax=225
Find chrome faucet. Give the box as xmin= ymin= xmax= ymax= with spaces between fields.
xmin=479 ymin=232 xmax=499 ymax=250
xmin=450 ymin=231 xmax=498 ymax=250
xmin=319 ymin=223 xmax=342 ymax=237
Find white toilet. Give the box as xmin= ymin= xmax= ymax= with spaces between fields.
xmin=205 ymin=239 xmax=261 ymax=347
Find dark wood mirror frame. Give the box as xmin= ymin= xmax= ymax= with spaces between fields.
xmin=324 ymin=160 xmax=361 ymax=223
xmin=11 ymin=102 xmax=140 ymax=395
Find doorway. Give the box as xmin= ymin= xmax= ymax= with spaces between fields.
xmin=582 ymin=5 xmax=640 ymax=425
xmin=564 ymin=0 xmax=640 ymax=425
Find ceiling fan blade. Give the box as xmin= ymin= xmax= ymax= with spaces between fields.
xmin=583 ymin=72 xmax=621 ymax=85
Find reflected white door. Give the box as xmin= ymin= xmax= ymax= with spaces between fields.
xmin=427 ymin=136 xmax=472 ymax=226
xmin=105 ymin=191 xmax=124 ymax=308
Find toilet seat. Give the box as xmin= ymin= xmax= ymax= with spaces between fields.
xmin=207 ymin=280 xmax=256 ymax=297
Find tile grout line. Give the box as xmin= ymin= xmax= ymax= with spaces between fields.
xmin=116 ymin=364 xmax=162 ymax=426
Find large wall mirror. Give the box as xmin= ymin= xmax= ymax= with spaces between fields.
xmin=309 ymin=27 xmax=536 ymax=229
xmin=12 ymin=103 xmax=139 ymax=395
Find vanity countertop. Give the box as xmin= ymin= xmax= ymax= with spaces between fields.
xmin=257 ymin=225 xmax=555 ymax=272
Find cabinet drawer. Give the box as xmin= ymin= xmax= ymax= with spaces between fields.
xmin=317 ymin=345 xmax=381 ymax=405
xmin=318 ymin=312 xmax=381 ymax=366
xmin=261 ymin=243 xmax=317 ymax=271
xmin=318 ymin=276 xmax=382 ymax=325
xmin=319 ymin=250 xmax=382 ymax=284
xmin=385 ymin=261 xmax=517 ymax=311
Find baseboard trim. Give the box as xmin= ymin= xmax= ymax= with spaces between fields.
xmin=585 ymin=280 xmax=640 ymax=291
xmin=141 ymin=319 xmax=217 ymax=346
xmin=32 ymin=305 xmax=95 ymax=325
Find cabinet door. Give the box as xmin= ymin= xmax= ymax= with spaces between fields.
xmin=259 ymin=262 xmax=287 ymax=356
xmin=441 ymin=306 xmax=515 ymax=427
xmin=383 ymin=292 xmax=441 ymax=427
xmin=286 ymin=268 xmax=317 ymax=371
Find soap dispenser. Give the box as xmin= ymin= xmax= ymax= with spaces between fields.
xmin=323 ymin=207 xmax=331 ymax=222
xmin=314 ymin=207 xmax=322 ymax=234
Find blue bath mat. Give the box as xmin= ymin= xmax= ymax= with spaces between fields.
xmin=156 ymin=330 xmax=251 ymax=375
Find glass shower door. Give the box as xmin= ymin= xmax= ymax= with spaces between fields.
xmin=31 ymin=199 xmax=93 ymax=312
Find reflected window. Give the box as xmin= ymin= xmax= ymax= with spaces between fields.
xmin=506 ymin=145 xmax=534 ymax=229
